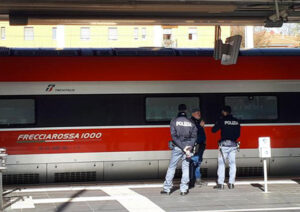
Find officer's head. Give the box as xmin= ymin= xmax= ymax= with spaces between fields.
xmin=178 ymin=104 xmax=187 ymax=112
xmin=192 ymin=108 xmax=201 ymax=120
xmin=221 ymin=105 xmax=231 ymax=116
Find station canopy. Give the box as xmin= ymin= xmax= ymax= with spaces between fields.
xmin=0 ymin=0 xmax=300 ymax=26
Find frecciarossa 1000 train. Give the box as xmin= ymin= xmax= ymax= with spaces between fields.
xmin=0 ymin=48 xmax=300 ymax=184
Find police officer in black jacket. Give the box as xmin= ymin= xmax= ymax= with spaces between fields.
xmin=212 ymin=105 xmax=240 ymax=189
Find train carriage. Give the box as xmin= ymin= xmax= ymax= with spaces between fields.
xmin=0 ymin=48 xmax=300 ymax=184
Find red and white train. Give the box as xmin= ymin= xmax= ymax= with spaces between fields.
xmin=0 ymin=48 xmax=299 ymax=184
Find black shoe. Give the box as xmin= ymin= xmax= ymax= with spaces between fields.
xmin=160 ymin=190 xmax=171 ymax=195
xmin=228 ymin=183 xmax=235 ymax=189
xmin=189 ymin=181 xmax=195 ymax=189
xmin=213 ymin=184 xmax=224 ymax=190
xmin=180 ymin=191 xmax=189 ymax=196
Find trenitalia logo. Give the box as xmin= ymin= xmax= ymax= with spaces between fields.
xmin=45 ymin=84 xmax=75 ymax=93
xmin=46 ymin=84 xmax=56 ymax=92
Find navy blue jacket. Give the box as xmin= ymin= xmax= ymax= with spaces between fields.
xmin=211 ymin=114 xmax=240 ymax=142
xmin=191 ymin=116 xmax=206 ymax=145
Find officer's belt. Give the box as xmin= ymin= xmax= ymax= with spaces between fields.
xmin=219 ymin=140 xmax=237 ymax=147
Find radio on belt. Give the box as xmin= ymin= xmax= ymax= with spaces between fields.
xmin=259 ymin=137 xmax=271 ymax=158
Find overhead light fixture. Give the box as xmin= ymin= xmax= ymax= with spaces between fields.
xmin=264 ymin=19 xmax=283 ymax=27
xmin=213 ymin=26 xmax=242 ymax=65
xmin=264 ymin=0 xmax=287 ymax=28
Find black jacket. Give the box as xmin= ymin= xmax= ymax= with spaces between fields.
xmin=211 ymin=114 xmax=240 ymax=142
xmin=191 ymin=116 xmax=206 ymax=145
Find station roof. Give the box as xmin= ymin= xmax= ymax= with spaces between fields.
xmin=0 ymin=0 xmax=300 ymax=26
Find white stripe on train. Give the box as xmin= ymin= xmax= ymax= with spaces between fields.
xmin=1 ymin=80 xmax=300 ymax=95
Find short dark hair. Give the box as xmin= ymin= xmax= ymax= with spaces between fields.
xmin=222 ymin=105 xmax=231 ymax=114
xmin=178 ymin=104 xmax=187 ymax=112
xmin=192 ymin=108 xmax=200 ymax=113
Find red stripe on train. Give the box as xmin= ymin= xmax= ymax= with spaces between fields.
xmin=1 ymin=56 xmax=300 ymax=82
xmin=0 ymin=125 xmax=299 ymax=155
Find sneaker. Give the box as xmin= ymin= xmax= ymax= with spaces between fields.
xmin=160 ymin=190 xmax=171 ymax=195
xmin=195 ymin=179 xmax=202 ymax=186
xmin=228 ymin=183 xmax=235 ymax=189
xmin=195 ymin=179 xmax=207 ymax=186
xmin=180 ymin=191 xmax=189 ymax=196
xmin=213 ymin=184 xmax=224 ymax=190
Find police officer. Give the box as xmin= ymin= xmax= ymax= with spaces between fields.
xmin=212 ymin=105 xmax=240 ymax=189
xmin=190 ymin=108 xmax=206 ymax=186
xmin=161 ymin=104 xmax=197 ymax=195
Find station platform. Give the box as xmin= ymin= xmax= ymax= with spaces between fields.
xmin=2 ymin=177 xmax=300 ymax=212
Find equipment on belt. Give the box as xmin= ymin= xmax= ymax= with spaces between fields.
xmin=168 ymin=140 xmax=174 ymax=150
xmin=219 ymin=147 xmax=226 ymax=165
xmin=237 ymin=141 xmax=241 ymax=152
xmin=219 ymin=141 xmax=240 ymax=165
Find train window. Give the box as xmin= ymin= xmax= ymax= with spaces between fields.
xmin=225 ymin=96 xmax=278 ymax=120
xmin=0 ymin=99 xmax=35 ymax=125
xmin=146 ymin=97 xmax=199 ymax=121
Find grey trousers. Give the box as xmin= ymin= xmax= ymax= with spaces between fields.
xmin=217 ymin=146 xmax=237 ymax=184
xmin=163 ymin=146 xmax=190 ymax=192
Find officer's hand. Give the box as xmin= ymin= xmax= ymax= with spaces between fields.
xmin=200 ymin=120 xmax=205 ymax=127
xmin=184 ymin=146 xmax=192 ymax=153
xmin=186 ymin=151 xmax=194 ymax=158
xmin=184 ymin=146 xmax=193 ymax=158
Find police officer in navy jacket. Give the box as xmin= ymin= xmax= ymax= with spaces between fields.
xmin=212 ymin=105 xmax=240 ymax=189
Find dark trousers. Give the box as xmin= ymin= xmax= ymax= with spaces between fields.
xmin=189 ymin=143 xmax=206 ymax=188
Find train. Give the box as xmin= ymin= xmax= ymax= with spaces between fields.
xmin=0 ymin=47 xmax=300 ymax=184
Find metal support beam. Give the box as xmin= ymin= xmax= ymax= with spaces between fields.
xmin=275 ymin=0 xmax=280 ymax=20
xmin=0 ymin=171 xmax=3 ymax=210
xmin=0 ymin=148 xmax=7 ymax=211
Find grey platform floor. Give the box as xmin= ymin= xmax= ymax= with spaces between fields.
xmin=2 ymin=177 xmax=300 ymax=212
